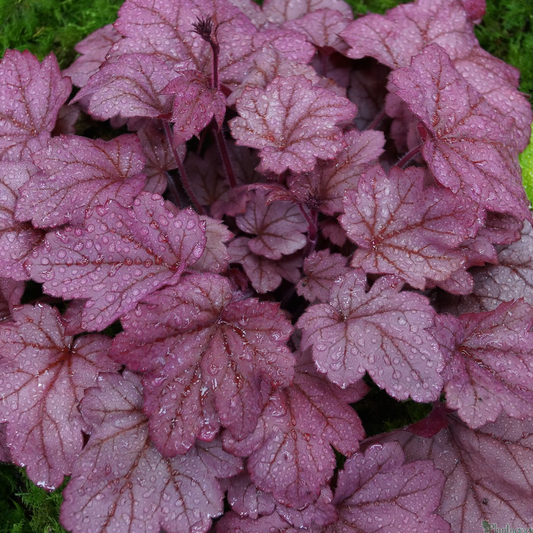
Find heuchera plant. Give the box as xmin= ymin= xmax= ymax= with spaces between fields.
xmin=0 ymin=0 xmax=532 ymax=531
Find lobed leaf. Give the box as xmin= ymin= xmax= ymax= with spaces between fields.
xmin=73 ymin=54 xmax=182 ymax=120
xmin=16 ymin=134 xmax=147 ymax=228
xmin=224 ymin=370 xmax=365 ymax=508
xmin=389 ymin=44 xmax=530 ymax=219
xmin=387 ymin=409 xmax=533 ymax=532
xmin=0 ymin=161 xmax=44 ymax=280
xmin=283 ymin=9 xmax=352 ymax=53
xmin=227 ymin=45 xmax=319 ymax=107
xmin=323 ymin=441 xmax=450 ymax=533
xmin=27 ymin=193 xmax=206 ymax=331
xmin=164 ymin=70 xmax=227 ymax=145
xmin=340 ymin=164 xmax=480 ymax=289
xmin=457 ymin=221 xmax=533 ymax=312
xmin=228 ymin=236 xmax=302 ymax=293
xmin=192 ymin=216 xmax=233 ymax=273
xmin=0 ymin=304 xmax=119 ymax=490
xmin=230 ymin=75 xmax=356 ymax=174
xmin=236 ymin=191 xmax=307 ymax=259
xmin=216 ymin=511 xmax=298 ymax=533
xmin=136 ymin=120 xmax=178 ymax=194
xmin=288 ymin=129 xmax=384 ymax=216
xmin=297 ymin=249 xmax=350 ymax=303
xmin=63 ymin=24 xmax=122 ymax=88
xmin=341 ymin=0 xmax=478 ymax=70
xmin=0 ymin=51 xmax=71 ymax=162
xmin=341 ymin=0 xmax=531 ymax=149
xmin=298 ymin=270 xmax=444 ymax=401
xmin=439 ymin=300 xmax=533 ymax=428
xmin=111 ymin=0 xmax=258 ymax=87
xmin=61 ymin=371 xmax=242 ymax=533
xmin=111 ymin=273 xmax=295 ymax=454
xmin=261 ymin=0 xmax=353 ymax=25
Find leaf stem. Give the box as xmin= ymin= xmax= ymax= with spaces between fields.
xmin=214 ymin=125 xmax=237 ymax=188
xmin=165 ymin=170 xmax=184 ymax=208
xmin=394 ymin=143 xmax=423 ymax=169
xmin=299 ymin=205 xmax=318 ymax=256
xmin=365 ymin=108 xmax=387 ymax=131
xmin=211 ymin=37 xmax=220 ymax=91
xmin=163 ymin=121 xmax=206 ymax=214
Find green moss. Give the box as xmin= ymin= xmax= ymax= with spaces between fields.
xmin=346 ymin=0 xmax=409 ymax=15
xmin=0 ymin=463 xmax=66 ymax=533
xmin=353 ymin=376 xmax=434 ymax=437
xmin=475 ymin=0 xmax=533 ymax=96
xmin=520 ymin=131 xmax=533 ymax=204
xmin=0 ymin=464 xmax=27 ymax=533
xmin=0 ymin=0 xmax=123 ymax=69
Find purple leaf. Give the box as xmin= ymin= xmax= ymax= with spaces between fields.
xmin=110 ymin=273 xmax=295 ymax=454
xmin=341 ymin=0 xmax=478 ymax=70
xmin=225 ymin=473 xmax=276 ymax=519
xmin=16 ymin=134 xmax=147 ymax=227
xmin=457 ymin=221 xmax=533 ymax=312
xmin=27 ymin=193 xmax=206 ymax=331
xmin=0 ymin=278 xmax=24 ymax=321
xmin=191 ymin=216 xmax=233 ymax=273
xmin=348 ymin=62 xmax=390 ymax=131
xmin=454 ymin=48 xmax=532 ymax=151
xmin=297 ymin=249 xmax=350 ymax=303
xmin=236 ymin=191 xmax=307 ymax=259
xmin=320 ymin=218 xmax=348 ymax=247
xmin=387 ymin=410 xmax=533 ymax=532
xmin=136 ymin=120 xmax=178 ymax=194
xmin=60 ymin=371 xmax=242 ymax=533
xmin=298 ymin=271 xmax=444 ymax=401
xmin=277 ymin=485 xmax=338 ymax=529
xmin=228 ymin=236 xmax=302 ymax=293
xmin=224 ymin=370 xmax=365 ymax=508
xmin=340 ymin=164 xmax=480 ymax=289
xmin=432 ymin=213 xmax=523 ymax=298
xmin=0 ymin=51 xmax=71 ymax=162
xmin=0 ymin=304 xmax=119 ymax=489
xmin=111 ymin=0 xmax=258 ymax=88
xmin=461 ymin=0 xmax=485 ymax=22
xmin=63 ymin=24 xmax=122 ymax=87
xmin=73 ymin=54 xmax=182 ymax=120
xmin=223 ymin=473 xmax=338 ymax=529
xmin=0 ymin=161 xmax=44 ymax=280
xmin=251 ymin=28 xmax=316 ymax=64
xmin=389 ymin=44 xmax=529 ymax=219
xmin=342 ymin=0 xmax=531 ymax=150
xmin=325 ymin=441 xmax=450 ymax=533
xmin=438 ymin=300 xmax=533 ymax=428
xmin=284 ymin=9 xmax=352 ymax=53
xmin=230 ymin=75 xmax=357 ymax=174
xmin=216 ymin=512 xmax=298 ymax=533
xmin=164 ymin=70 xmax=227 ymax=145
xmin=262 ymin=0 xmax=353 ymax=25
xmin=227 ymin=46 xmax=319 ymax=107
xmin=288 ymin=129 xmax=384 ymax=216
xmin=111 ymin=0 xmax=208 ymax=69
xmin=186 ymin=148 xmax=231 ymax=209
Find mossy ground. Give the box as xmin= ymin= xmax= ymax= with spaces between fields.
xmin=0 ymin=0 xmax=532 ymax=531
